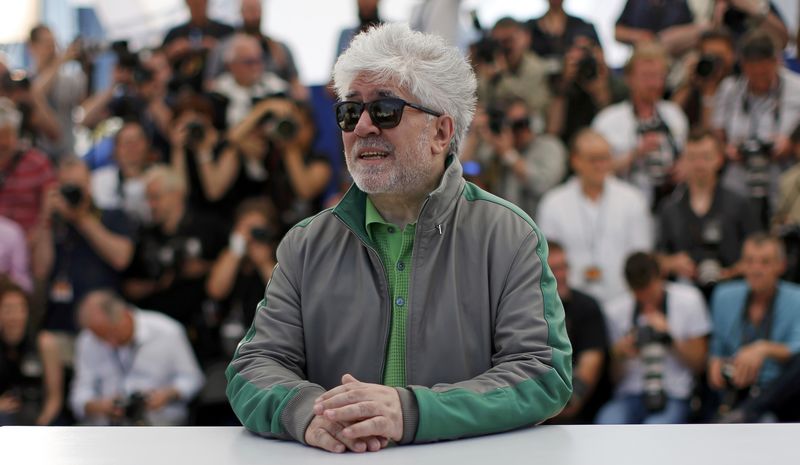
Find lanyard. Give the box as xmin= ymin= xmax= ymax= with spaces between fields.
xmin=740 ymin=290 xmax=777 ymax=346
xmin=113 ymin=343 xmax=140 ymax=379
xmin=578 ymin=186 xmax=607 ymax=266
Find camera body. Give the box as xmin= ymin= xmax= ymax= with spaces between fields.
xmin=637 ymin=119 xmax=670 ymax=185
xmin=59 ymin=184 xmax=84 ymax=207
xmin=185 ymin=121 xmax=206 ymax=147
xmin=576 ymin=47 xmax=598 ymax=83
xmin=250 ymin=227 xmax=273 ymax=244
xmin=636 ymin=325 xmax=671 ymax=412
xmin=113 ymin=392 xmax=148 ymax=426
xmin=696 ymin=54 xmax=722 ymax=79
xmin=258 ymin=111 xmax=298 ymax=142
xmin=738 ymin=139 xmax=773 ymax=199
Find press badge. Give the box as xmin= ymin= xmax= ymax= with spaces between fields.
xmin=50 ymin=279 xmax=74 ymax=303
xmin=702 ymin=219 xmax=722 ymax=245
xmin=584 ymin=265 xmax=603 ymax=283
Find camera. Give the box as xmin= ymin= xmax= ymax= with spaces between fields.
xmin=738 ymin=139 xmax=772 ymax=199
xmin=250 ymin=227 xmax=273 ymax=243
xmin=637 ymin=120 xmax=669 ymax=185
xmin=696 ymin=54 xmax=721 ymax=79
xmin=473 ymin=36 xmax=502 ymax=64
xmin=186 ymin=121 xmax=206 ymax=147
xmin=258 ymin=111 xmax=298 ymax=141
xmin=486 ymin=105 xmax=506 ymax=134
xmin=576 ymin=48 xmax=598 ymax=82
xmin=113 ymin=392 xmax=148 ymax=426
xmin=60 ymin=184 xmax=84 ymax=207
xmin=636 ymin=325 xmax=671 ymax=412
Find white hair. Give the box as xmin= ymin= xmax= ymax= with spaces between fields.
xmin=332 ymin=22 xmax=477 ymax=156
xmin=224 ymin=33 xmax=261 ymax=64
xmin=0 ymin=98 xmax=21 ymax=131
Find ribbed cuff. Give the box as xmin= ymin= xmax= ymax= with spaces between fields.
xmin=395 ymin=387 xmax=419 ymax=444
xmin=280 ymin=385 xmax=326 ymax=444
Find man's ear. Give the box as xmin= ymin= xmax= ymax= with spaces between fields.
xmin=431 ymin=115 xmax=455 ymax=156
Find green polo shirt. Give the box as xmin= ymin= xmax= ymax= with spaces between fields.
xmin=365 ymin=197 xmax=416 ymax=387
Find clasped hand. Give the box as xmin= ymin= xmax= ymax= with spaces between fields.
xmin=304 ymin=374 xmax=404 ymax=453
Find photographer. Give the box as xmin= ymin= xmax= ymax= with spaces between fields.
xmin=657 ymin=130 xmax=760 ymax=297
xmin=593 ymin=42 xmax=688 ymax=208
xmin=527 ymin=0 xmax=600 ymax=65
xmin=27 ymin=24 xmax=87 ymax=157
xmin=712 ymin=30 xmax=800 ymax=224
xmin=90 ymin=121 xmax=155 ymax=226
xmin=474 ymin=17 xmax=551 ymax=124
xmin=708 ymin=233 xmax=800 ymax=422
xmin=597 ymin=252 xmax=709 ymax=424
xmin=70 ymin=290 xmax=203 ymax=426
xmin=546 ymin=36 xmax=628 ymax=145
xmin=206 ymin=198 xmax=277 ymax=354
xmin=210 ymin=33 xmax=289 ymax=128
xmin=162 ymin=0 xmax=233 ymax=93
xmin=78 ymin=45 xmax=172 ymax=160
xmin=0 ymin=98 xmax=56 ymax=238
xmin=671 ymin=29 xmax=737 ymax=130
xmin=123 ymin=165 xmax=226 ymax=332
xmin=31 ymin=156 xmax=136 ymax=334
xmin=195 ymin=96 xmax=331 ymax=232
xmin=474 ymin=97 xmax=566 ymax=218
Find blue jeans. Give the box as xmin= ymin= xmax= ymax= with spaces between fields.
xmin=595 ymin=393 xmax=690 ymax=424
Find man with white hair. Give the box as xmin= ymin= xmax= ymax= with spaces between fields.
xmin=226 ymin=23 xmax=572 ymax=452
xmin=211 ymin=33 xmax=289 ymax=128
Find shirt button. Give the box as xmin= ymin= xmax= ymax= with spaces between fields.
xmin=387 ymin=227 xmax=395 ymax=234
xmin=395 ymin=297 xmax=405 ymax=307
xmin=396 ymin=261 xmax=405 ymax=271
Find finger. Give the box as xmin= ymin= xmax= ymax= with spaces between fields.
xmin=343 ymin=416 xmax=392 ymax=440
xmin=380 ymin=437 xmax=389 ymax=448
xmin=309 ymin=427 xmax=346 ymax=453
xmin=366 ymin=437 xmax=382 ymax=452
xmin=315 ymin=381 xmax=364 ymax=405
xmin=315 ymin=389 xmax=372 ymax=414
xmin=323 ymin=401 xmax=381 ymax=423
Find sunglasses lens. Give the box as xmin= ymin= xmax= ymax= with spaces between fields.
xmin=369 ymin=99 xmax=404 ymax=129
xmin=336 ymin=102 xmax=363 ymax=132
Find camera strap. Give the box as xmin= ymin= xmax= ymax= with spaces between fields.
xmin=740 ymin=290 xmax=777 ymax=346
xmin=737 ymin=75 xmax=782 ymax=141
xmin=0 ymin=150 xmax=24 ymax=191
xmin=634 ymin=105 xmax=680 ymax=159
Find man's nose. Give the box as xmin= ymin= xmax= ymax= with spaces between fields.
xmin=353 ymin=108 xmax=380 ymax=137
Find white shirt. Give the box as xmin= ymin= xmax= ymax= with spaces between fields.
xmin=91 ymin=166 xmax=150 ymax=225
xmin=592 ymin=100 xmax=688 ymax=206
xmin=70 ymin=309 xmax=204 ymax=425
xmin=604 ymin=282 xmax=711 ymax=399
xmin=712 ymin=68 xmax=800 ymax=144
xmin=212 ymin=72 xmax=290 ymax=128
xmin=537 ymin=177 xmax=654 ymax=305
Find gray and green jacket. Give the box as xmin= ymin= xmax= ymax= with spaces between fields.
xmin=226 ymin=157 xmax=572 ymax=444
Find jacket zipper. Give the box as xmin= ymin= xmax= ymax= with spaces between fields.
xmin=332 ymin=212 xmax=393 ymax=382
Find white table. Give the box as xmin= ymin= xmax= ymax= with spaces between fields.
xmin=0 ymin=424 xmax=795 ymax=465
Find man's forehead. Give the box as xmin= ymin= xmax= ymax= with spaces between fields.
xmin=344 ymin=76 xmax=406 ymax=100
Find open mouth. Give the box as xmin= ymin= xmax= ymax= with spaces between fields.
xmin=359 ymin=151 xmax=390 ymax=160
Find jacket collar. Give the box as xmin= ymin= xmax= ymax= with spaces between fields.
xmin=333 ymin=155 xmax=465 ymax=244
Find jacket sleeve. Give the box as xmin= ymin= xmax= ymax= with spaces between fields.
xmin=406 ymin=228 xmax=573 ymax=443
xmin=225 ymin=233 xmax=325 ymax=444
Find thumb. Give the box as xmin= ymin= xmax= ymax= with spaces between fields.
xmin=341 ymin=373 xmax=359 ymax=385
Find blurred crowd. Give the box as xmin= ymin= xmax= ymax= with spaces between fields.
xmin=1 ymin=0 xmax=800 ymax=427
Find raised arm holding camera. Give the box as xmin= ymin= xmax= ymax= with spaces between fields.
xmin=195 ymin=96 xmax=331 ymax=231
xmin=31 ymin=156 xmax=136 ymax=334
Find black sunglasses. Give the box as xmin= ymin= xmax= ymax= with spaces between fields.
xmin=334 ymin=98 xmax=442 ymax=132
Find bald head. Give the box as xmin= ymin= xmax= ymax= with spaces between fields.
xmin=570 ymin=129 xmax=613 ymax=189
xmin=78 ymin=290 xmax=131 ymax=346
